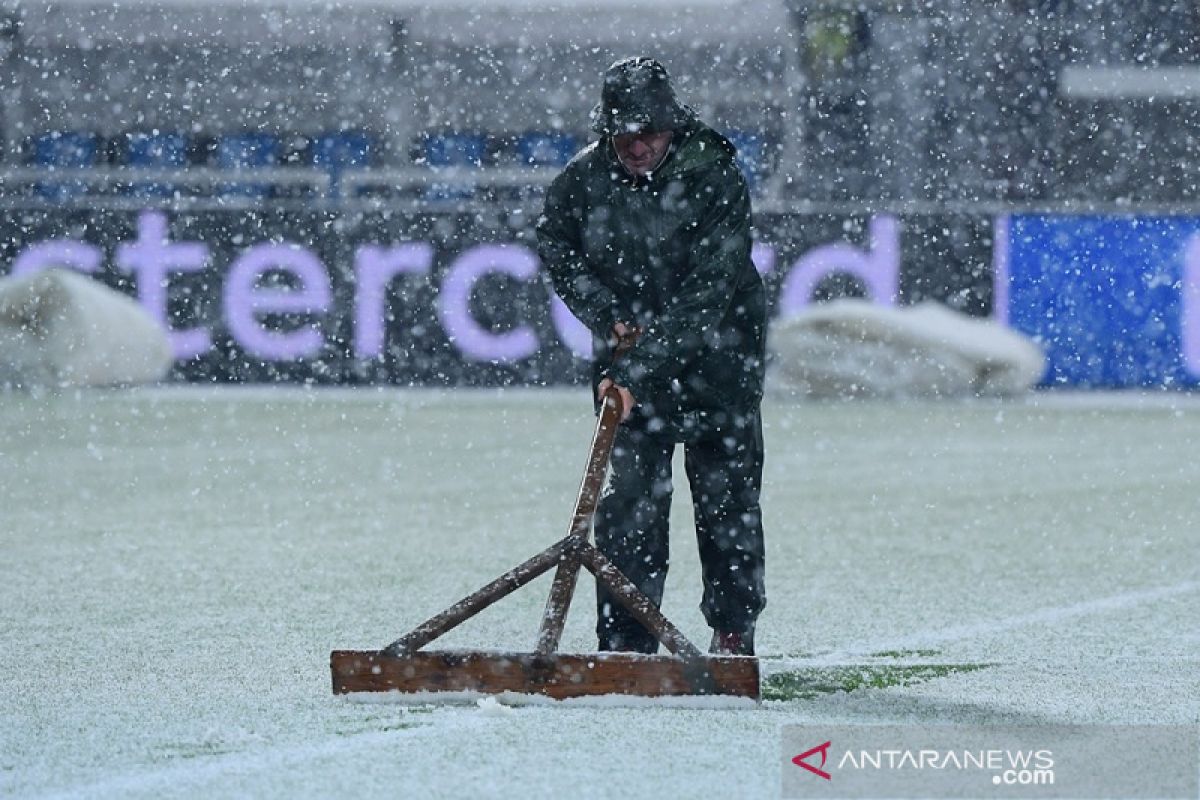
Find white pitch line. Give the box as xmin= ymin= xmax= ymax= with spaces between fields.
xmin=814 ymin=579 xmax=1200 ymax=664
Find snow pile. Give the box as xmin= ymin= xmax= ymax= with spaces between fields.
xmin=768 ymin=300 xmax=1045 ymax=399
xmin=0 ymin=268 xmax=173 ymax=388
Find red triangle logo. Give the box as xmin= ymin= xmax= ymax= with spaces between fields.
xmin=792 ymin=740 xmax=832 ymax=780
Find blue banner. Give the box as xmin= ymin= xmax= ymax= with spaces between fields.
xmin=999 ymin=215 xmax=1200 ymax=388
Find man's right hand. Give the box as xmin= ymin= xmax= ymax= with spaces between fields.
xmin=597 ymin=377 xmax=635 ymax=423
xmin=601 ymin=321 xmax=637 ymax=422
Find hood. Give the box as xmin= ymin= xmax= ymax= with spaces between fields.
xmin=589 ymin=56 xmax=697 ymax=136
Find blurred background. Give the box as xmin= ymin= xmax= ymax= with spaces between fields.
xmin=7 ymin=0 xmax=1200 ymax=203
xmin=1 ymin=0 xmax=1198 ymax=390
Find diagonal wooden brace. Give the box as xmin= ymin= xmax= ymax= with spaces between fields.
xmin=577 ymin=543 xmax=702 ymax=660
xmin=536 ymin=546 xmax=583 ymax=655
xmin=384 ymin=539 xmax=568 ymax=657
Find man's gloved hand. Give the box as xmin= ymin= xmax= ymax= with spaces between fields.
xmin=608 ymin=320 xmax=636 ymax=350
xmin=597 ymin=377 xmax=635 ymax=423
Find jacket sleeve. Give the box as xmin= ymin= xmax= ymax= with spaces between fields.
xmin=606 ymin=163 xmax=753 ymax=397
xmin=536 ymin=170 xmax=625 ymax=337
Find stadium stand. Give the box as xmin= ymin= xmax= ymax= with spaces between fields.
xmin=0 ymin=2 xmax=796 ymax=206
xmin=422 ymin=132 xmax=487 ymax=201
xmin=725 ymin=129 xmax=771 ymax=193
xmin=7 ymin=1 xmax=1195 ymax=208
xmin=311 ymin=131 xmax=375 ymax=198
xmin=515 ymin=132 xmax=579 ymax=168
xmin=31 ymin=131 xmax=99 ymax=201
xmin=123 ymin=132 xmax=188 ymax=198
xmin=215 ymin=133 xmax=281 ymax=198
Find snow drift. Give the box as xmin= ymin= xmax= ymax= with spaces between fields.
xmin=0 ymin=268 xmax=172 ymax=388
xmin=767 ymin=300 xmax=1046 ymax=399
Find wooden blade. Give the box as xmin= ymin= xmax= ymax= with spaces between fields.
xmin=331 ymin=649 xmax=760 ymax=701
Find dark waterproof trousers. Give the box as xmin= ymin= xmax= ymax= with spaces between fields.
xmin=594 ymin=409 xmax=766 ymax=653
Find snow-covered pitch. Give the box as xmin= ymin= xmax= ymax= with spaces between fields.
xmin=2 ymin=387 xmax=1197 ymax=797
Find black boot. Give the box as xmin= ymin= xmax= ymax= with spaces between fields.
xmin=709 ymin=628 xmax=755 ymax=656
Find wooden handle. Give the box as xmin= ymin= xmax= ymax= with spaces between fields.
xmin=534 ymin=327 xmax=639 ymax=653
xmin=566 ymin=388 xmax=623 ymax=538
xmin=569 ymin=325 xmax=639 ymax=537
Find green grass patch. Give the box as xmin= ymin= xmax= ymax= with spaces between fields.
xmin=763 ymin=663 xmax=991 ymax=702
xmin=331 ymin=706 xmax=431 ymax=736
xmin=868 ymin=648 xmax=943 ymax=659
xmin=333 ymin=720 xmax=421 ymax=736
xmin=759 ymin=651 xmax=818 ymax=660
xmin=154 ymin=742 xmax=238 ymax=761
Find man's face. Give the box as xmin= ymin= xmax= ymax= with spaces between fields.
xmin=613 ymin=130 xmax=673 ymax=177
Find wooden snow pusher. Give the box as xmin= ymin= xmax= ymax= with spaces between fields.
xmin=330 ymin=342 xmax=760 ymax=701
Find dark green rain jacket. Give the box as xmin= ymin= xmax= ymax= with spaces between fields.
xmin=536 ymin=121 xmax=767 ymax=439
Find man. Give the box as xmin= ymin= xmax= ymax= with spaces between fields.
xmin=536 ymin=56 xmax=767 ymax=656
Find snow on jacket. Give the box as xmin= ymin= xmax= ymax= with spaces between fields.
xmin=537 ymin=120 xmax=766 ymax=437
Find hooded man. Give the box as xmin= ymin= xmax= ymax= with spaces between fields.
xmin=536 ymin=56 xmax=767 ymax=656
